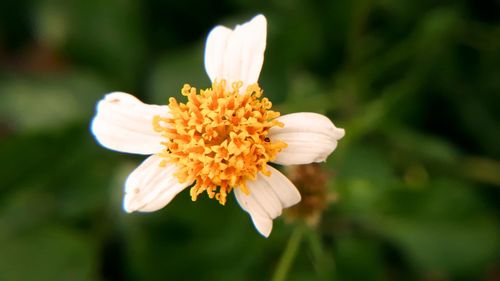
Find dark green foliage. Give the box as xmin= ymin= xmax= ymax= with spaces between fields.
xmin=1 ymin=0 xmax=499 ymax=280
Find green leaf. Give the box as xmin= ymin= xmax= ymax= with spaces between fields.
xmin=0 ymin=73 xmax=106 ymax=132
xmin=377 ymin=180 xmax=500 ymax=278
xmin=0 ymin=226 xmax=96 ymax=281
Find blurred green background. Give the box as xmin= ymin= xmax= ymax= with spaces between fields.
xmin=1 ymin=0 xmax=499 ymax=280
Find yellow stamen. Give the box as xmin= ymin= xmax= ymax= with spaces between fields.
xmin=153 ymin=80 xmax=287 ymax=205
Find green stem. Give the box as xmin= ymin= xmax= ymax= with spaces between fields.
xmin=271 ymin=225 xmax=305 ymax=281
xmin=305 ymin=228 xmax=336 ymax=281
xmin=306 ymin=228 xmax=324 ymax=262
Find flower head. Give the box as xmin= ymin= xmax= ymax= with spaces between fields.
xmin=91 ymin=14 xmax=345 ymax=237
xmin=284 ymin=164 xmax=334 ymax=227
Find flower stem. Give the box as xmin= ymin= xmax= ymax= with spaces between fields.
xmin=305 ymin=227 xmax=336 ymax=280
xmin=271 ymin=225 xmax=305 ymax=281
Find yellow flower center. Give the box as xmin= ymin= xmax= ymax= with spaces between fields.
xmin=153 ymin=80 xmax=287 ymax=205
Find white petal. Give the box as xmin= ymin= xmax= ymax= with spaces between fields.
xmin=91 ymin=92 xmax=170 ymax=155
xmin=204 ymin=14 xmax=267 ymax=90
xmin=234 ymin=165 xmax=301 ymax=237
xmin=269 ymin=112 xmax=345 ymax=165
xmin=204 ymin=26 xmax=232 ymax=84
xmin=123 ymin=155 xmax=190 ymax=212
xmin=249 ymin=215 xmax=273 ymax=238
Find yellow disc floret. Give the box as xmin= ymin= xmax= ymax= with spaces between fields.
xmin=153 ymin=80 xmax=287 ymax=205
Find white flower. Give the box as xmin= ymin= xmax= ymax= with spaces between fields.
xmin=91 ymin=14 xmax=345 ymax=237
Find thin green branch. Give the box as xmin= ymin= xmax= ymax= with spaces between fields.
xmin=271 ymin=225 xmax=305 ymax=281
